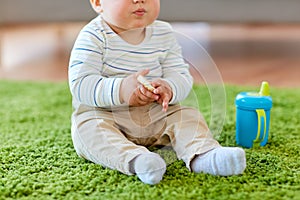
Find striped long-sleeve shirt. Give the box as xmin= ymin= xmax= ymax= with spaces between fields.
xmin=68 ymin=15 xmax=193 ymax=110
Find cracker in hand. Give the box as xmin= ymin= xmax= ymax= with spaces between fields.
xmin=137 ymin=75 xmax=155 ymax=92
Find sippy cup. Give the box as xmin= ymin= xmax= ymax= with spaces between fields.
xmin=235 ymin=82 xmax=273 ymax=148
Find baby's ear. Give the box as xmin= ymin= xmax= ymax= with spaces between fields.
xmin=90 ymin=0 xmax=103 ymax=13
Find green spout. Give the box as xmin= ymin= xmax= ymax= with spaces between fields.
xmin=259 ymin=81 xmax=270 ymax=96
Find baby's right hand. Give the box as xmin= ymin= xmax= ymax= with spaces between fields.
xmin=120 ymin=69 xmax=159 ymax=106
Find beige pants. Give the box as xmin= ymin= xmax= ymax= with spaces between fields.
xmin=71 ymin=103 xmax=220 ymax=175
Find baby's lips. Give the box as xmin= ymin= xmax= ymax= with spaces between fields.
xmin=133 ymin=8 xmax=146 ymax=16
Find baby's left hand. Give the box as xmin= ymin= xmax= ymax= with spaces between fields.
xmin=151 ymin=79 xmax=173 ymax=112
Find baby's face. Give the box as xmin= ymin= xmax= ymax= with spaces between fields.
xmin=100 ymin=0 xmax=160 ymax=33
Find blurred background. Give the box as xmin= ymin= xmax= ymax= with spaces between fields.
xmin=1 ymin=0 xmax=300 ymax=87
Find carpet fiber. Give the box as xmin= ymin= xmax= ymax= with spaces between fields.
xmin=0 ymin=80 xmax=299 ymax=200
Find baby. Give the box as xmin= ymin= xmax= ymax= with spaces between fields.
xmin=68 ymin=0 xmax=246 ymax=185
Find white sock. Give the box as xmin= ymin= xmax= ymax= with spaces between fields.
xmin=130 ymin=152 xmax=166 ymax=185
xmin=191 ymin=147 xmax=246 ymax=176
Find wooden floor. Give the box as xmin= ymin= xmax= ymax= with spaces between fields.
xmin=0 ymin=22 xmax=300 ymax=88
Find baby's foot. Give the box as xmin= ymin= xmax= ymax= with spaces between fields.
xmin=130 ymin=152 xmax=166 ymax=185
xmin=191 ymin=147 xmax=246 ymax=176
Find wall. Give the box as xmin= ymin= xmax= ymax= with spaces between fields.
xmin=1 ymin=0 xmax=300 ymax=24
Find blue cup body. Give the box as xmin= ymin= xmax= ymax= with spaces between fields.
xmin=235 ymin=92 xmax=272 ymax=148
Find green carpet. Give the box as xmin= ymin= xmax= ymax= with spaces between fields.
xmin=0 ymin=80 xmax=299 ymax=200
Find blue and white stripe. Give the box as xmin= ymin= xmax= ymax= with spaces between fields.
xmin=69 ymin=15 xmax=193 ymax=109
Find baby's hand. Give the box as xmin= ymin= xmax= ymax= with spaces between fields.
xmin=151 ymin=79 xmax=173 ymax=112
xmin=120 ymin=69 xmax=159 ymax=106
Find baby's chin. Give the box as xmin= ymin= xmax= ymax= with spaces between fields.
xmin=131 ymin=18 xmax=156 ymax=29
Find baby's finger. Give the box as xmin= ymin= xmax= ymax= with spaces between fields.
xmin=139 ymin=85 xmax=159 ymax=101
xmin=162 ymin=99 xmax=169 ymax=112
xmin=136 ymin=86 xmax=149 ymax=101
